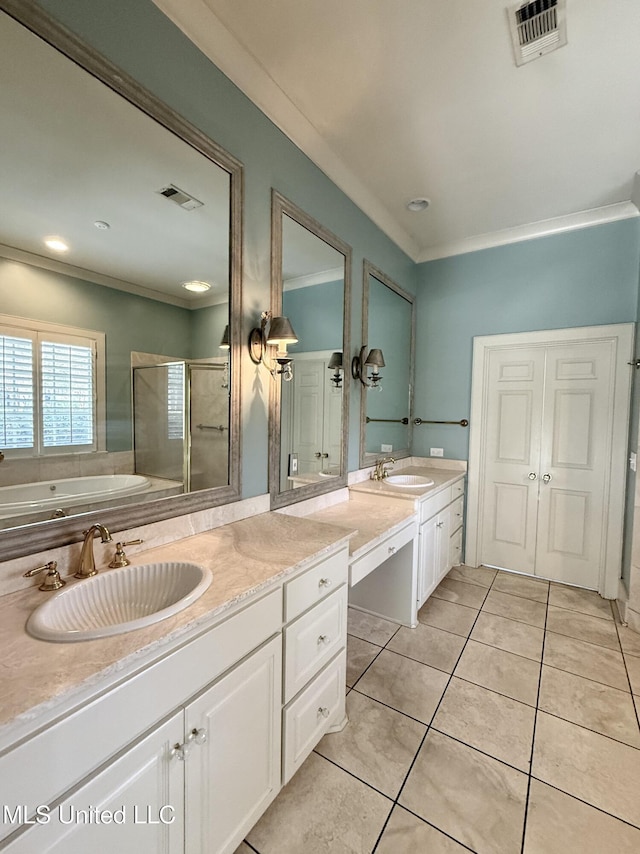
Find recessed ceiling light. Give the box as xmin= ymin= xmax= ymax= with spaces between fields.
xmin=181 ymin=280 xmax=211 ymax=293
xmin=44 ymin=236 xmax=69 ymax=252
xmin=406 ymin=198 xmax=431 ymax=212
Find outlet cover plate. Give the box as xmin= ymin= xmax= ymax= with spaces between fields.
xmin=430 ymin=447 xmax=444 ymax=457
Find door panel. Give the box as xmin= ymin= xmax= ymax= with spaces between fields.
xmin=536 ymin=341 xmax=614 ymax=587
xmin=480 ymin=348 xmax=545 ymax=573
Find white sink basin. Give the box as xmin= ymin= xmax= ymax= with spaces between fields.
xmin=385 ymin=474 xmax=435 ymax=489
xmin=27 ymin=562 xmax=212 ymax=642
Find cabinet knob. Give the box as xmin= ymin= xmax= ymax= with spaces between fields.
xmin=188 ymin=727 xmax=207 ymax=746
xmin=317 ymin=634 xmax=330 ymax=645
xmin=388 ymin=545 xmax=397 ymax=555
xmin=318 ymin=577 xmax=332 ymax=588
xmin=170 ymin=743 xmax=190 ymax=761
xmin=318 ymin=706 xmax=330 ymax=718
xmin=436 ymin=521 xmax=444 ymax=528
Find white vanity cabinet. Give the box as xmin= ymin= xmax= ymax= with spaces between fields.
xmin=417 ymin=477 xmax=465 ymax=607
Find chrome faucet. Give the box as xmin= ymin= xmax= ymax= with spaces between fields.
xmin=371 ymin=456 xmax=396 ymax=481
xmin=75 ymin=523 xmax=112 ymax=579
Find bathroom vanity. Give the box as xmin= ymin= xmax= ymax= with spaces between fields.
xmin=0 ymin=514 xmax=350 ymax=853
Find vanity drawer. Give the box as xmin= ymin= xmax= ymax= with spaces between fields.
xmin=449 ymin=496 xmax=464 ymax=534
xmin=449 ymin=528 xmax=463 ymax=568
xmin=350 ymin=520 xmax=416 ymax=587
xmin=452 ymin=478 xmax=465 ymax=500
xmin=419 ymin=486 xmax=452 ymax=524
xmin=285 ymin=547 xmax=348 ymax=622
xmin=284 ymin=587 xmax=347 ymax=703
xmin=282 ymin=650 xmax=346 ymax=784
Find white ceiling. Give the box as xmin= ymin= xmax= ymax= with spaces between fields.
xmin=154 ymin=0 xmax=640 ymax=261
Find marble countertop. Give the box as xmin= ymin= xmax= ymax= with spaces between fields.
xmin=0 ymin=512 xmax=350 ymax=746
xmin=349 ymin=465 xmax=464 ymax=501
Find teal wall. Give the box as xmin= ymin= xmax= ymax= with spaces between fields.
xmin=284 ymin=280 xmax=343 ymax=354
xmin=0 ymin=258 xmax=222 ymax=451
xmin=413 ymin=219 xmax=640 ymax=460
xmin=36 ymin=0 xmax=417 ymax=497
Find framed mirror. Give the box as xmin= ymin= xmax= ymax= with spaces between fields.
xmin=269 ymin=192 xmax=351 ymax=508
xmin=359 ymin=261 xmax=415 ymax=466
xmin=0 ymin=2 xmax=242 ymax=560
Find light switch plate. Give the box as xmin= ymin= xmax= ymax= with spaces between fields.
xmin=430 ymin=447 xmax=444 ymax=457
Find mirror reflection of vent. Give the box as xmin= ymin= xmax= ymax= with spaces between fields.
xmin=157 ymin=184 xmax=204 ymax=211
xmin=507 ymin=0 xmax=567 ymax=66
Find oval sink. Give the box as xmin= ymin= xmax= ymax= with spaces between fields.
xmin=385 ymin=474 xmax=435 ymax=489
xmin=27 ymin=562 xmax=212 ymax=642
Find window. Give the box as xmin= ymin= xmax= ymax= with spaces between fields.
xmin=166 ymin=362 xmax=185 ymax=441
xmin=0 ymin=316 xmax=105 ymax=456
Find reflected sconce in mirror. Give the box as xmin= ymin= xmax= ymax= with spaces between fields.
xmin=219 ymin=325 xmax=230 ymax=389
xmin=249 ymin=311 xmax=299 ymax=381
xmin=351 ymin=346 xmax=385 ymax=389
xmin=328 ymin=352 xmax=343 ymax=387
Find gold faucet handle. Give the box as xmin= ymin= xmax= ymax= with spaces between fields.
xmin=24 ymin=561 xmax=65 ymax=591
xmin=108 ymin=539 xmax=144 ymax=568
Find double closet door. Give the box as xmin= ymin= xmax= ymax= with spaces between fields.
xmin=471 ymin=325 xmax=633 ymax=593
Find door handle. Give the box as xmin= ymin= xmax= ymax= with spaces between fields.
xmin=528 ymin=472 xmax=537 ymax=480
xmin=321 ymin=453 xmax=329 ymax=458
xmin=315 ymin=452 xmax=322 ymax=458
xmin=542 ymin=473 xmax=552 ymax=483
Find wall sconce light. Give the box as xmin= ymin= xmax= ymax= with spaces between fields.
xmin=351 ymin=346 xmax=385 ymax=389
xmin=249 ymin=311 xmax=298 ymax=381
xmin=328 ymin=352 xmax=343 ymax=387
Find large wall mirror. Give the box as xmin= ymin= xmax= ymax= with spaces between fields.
xmin=269 ymin=192 xmax=351 ymax=508
xmin=0 ymin=3 xmax=242 ymax=559
xmin=359 ymin=261 xmax=415 ymax=466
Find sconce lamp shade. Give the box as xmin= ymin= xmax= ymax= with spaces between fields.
xmin=219 ymin=324 xmax=230 ymax=350
xmin=266 ymin=316 xmax=298 ymax=346
xmin=328 ymin=352 xmax=343 ymax=370
xmin=365 ymin=348 xmax=385 ymax=368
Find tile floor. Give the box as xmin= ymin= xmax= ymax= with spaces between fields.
xmin=238 ymin=566 xmax=640 ymax=853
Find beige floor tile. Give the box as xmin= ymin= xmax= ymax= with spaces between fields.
xmin=399 ymin=730 xmax=528 ymax=854
xmin=387 ymin=622 xmax=466 ymax=673
xmin=532 ymin=711 xmax=640 ymax=828
xmin=482 ymin=590 xmax=547 ymax=628
xmin=446 ymin=564 xmax=497 ymax=588
xmin=246 ymin=752 xmax=391 ymax=854
xmin=345 ymin=635 xmax=380 ymax=687
xmin=618 ymin=626 xmax=640 ymax=658
xmin=315 ymin=691 xmax=426 ymax=798
xmin=432 ymin=577 xmax=488 ymax=608
xmin=376 ymin=806 xmax=470 ymax=854
xmin=538 ymin=665 xmax=640 ymax=747
xmin=454 ymin=640 xmax=540 ymax=706
xmin=417 ymin=597 xmax=478 ymax=637
xmin=433 ymin=677 xmax=535 ymax=771
xmin=524 ymin=778 xmax=640 ymax=854
xmin=492 ymin=572 xmax=549 ymax=603
xmin=546 ymin=605 xmax=620 ymax=650
xmin=548 ymin=583 xmax=613 ymax=621
xmin=543 ymin=631 xmax=629 ymax=691
xmin=233 ymin=844 xmax=253 ymax=854
xmin=346 ymin=608 xmax=399 ymax=646
xmin=355 ymin=649 xmax=449 ymax=723
xmin=626 ymin=653 xmax=640 ymax=696
xmin=471 ymin=612 xmax=544 ymax=661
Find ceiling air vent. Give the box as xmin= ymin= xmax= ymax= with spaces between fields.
xmin=507 ymin=0 xmax=567 ymax=66
xmin=157 ymin=184 xmax=203 ymax=211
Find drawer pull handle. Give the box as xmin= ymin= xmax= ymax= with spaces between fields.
xmin=318 ymin=706 xmax=330 ymax=718
xmin=318 ymin=634 xmax=330 ymax=645
xmin=388 ymin=545 xmax=396 ymax=555
xmin=318 ymin=577 xmax=332 ymax=588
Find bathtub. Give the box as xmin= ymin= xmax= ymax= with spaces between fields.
xmin=0 ymin=474 xmax=151 ymax=519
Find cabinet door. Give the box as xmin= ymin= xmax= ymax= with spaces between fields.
xmin=418 ymin=515 xmax=438 ymax=606
xmin=185 ymin=635 xmax=282 ymax=854
xmin=3 ymin=713 xmax=184 ymax=854
xmin=435 ymin=511 xmax=451 ymax=582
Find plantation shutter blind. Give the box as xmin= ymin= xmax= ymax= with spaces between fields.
xmin=0 ymin=330 xmax=35 ymax=449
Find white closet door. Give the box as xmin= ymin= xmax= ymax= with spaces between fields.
xmin=479 ymin=347 xmax=545 ymax=574
xmin=535 ymin=340 xmax=615 ymax=587
xmin=292 ymin=359 xmax=324 ymax=474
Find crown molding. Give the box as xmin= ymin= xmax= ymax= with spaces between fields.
xmin=284 ymin=266 xmax=344 ymax=291
xmin=417 ymin=202 xmax=640 ymax=263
